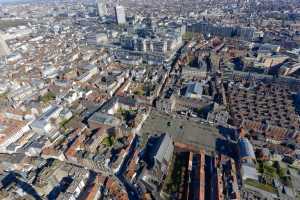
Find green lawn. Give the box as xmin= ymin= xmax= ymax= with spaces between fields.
xmin=133 ymin=89 xmax=144 ymax=96
xmin=59 ymin=117 xmax=73 ymax=129
xmin=245 ymin=179 xmax=277 ymax=194
xmin=0 ymin=19 xmax=29 ymax=29
xmin=257 ymin=160 xmax=294 ymax=187
xmin=39 ymin=91 xmax=56 ymax=103
xmin=182 ymin=32 xmax=193 ymax=41
xmin=163 ymin=152 xmax=186 ymax=195
xmin=257 ymin=161 xmax=277 ymax=178
xmin=0 ymin=92 xmax=7 ymax=100
xmin=139 ymin=132 xmax=149 ymax=149
xmin=264 ymin=164 xmax=277 ymax=178
xmin=117 ymin=108 xmax=137 ymax=124
xmin=101 ymin=136 xmax=115 ymax=147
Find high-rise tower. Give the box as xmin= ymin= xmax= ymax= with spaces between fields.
xmin=0 ymin=34 xmax=10 ymax=57
xmin=97 ymin=0 xmax=107 ymax=17
xmin=115 ymin=5 xmax=126 ymax=24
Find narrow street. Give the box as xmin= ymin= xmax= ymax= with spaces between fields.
xmin=115 ymin=135 xmax=140 ymax=200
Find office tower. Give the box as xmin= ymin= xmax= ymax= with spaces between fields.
xmin=151 ymin=39 xmax=167 ymax=53
xmin=237 ymin=26 xmax=256 ymax=41
xmin=135 ymin=38 xmax=147 ymax=52
xmin=97 ymin=0 xmax=107 ymax=17
xmin=87 ymin=6 xmax=97 ymax=17
xmin=115 ymin=5 xmax=126 ymax=24
xmin=0 ymin=34 xmax=10 ymax=57
xmin=120 ymin=35 xmax=135 ymax=50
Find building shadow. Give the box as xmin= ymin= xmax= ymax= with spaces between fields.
xmin=215 ymin=138 xmax=238 ymax=160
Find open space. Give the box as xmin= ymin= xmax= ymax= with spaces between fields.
xmin=141 ymin=110 xmax=225 ymax=152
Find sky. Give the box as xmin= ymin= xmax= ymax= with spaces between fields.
xmin=0 ymin=0 xmax=33 ymax=4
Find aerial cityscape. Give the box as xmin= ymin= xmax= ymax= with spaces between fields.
xmin=0 ymin=0 xmax=300 ymax=199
